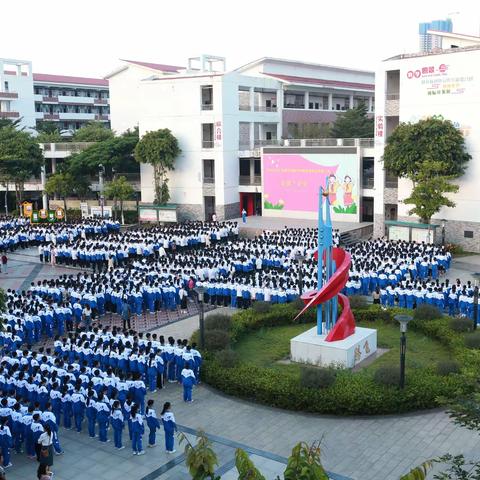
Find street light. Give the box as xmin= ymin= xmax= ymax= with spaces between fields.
xmin=98 ymin=163 xmax=105 ymax=218
xmin=194 ymin=285 xmax=206 ymax=349
xmin=473 ymin=281 xmax=479 ymax=331
xmin=441 ymin=219 xmax=447 ymax=246
xmin=295 ymin=253 xmax=306 ymax=295
xmin=395 ymin=314 xmax=412 ymax=389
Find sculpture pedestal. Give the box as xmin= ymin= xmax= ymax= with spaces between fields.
xmin=290 ymin=327 xmax=377 ymax=368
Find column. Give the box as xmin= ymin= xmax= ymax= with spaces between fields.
xmin=276 ymin=88 xmax=283 ymax=110
xmin=328 ymin=93 xmax=333 ymax=110
xmin=51 ymin=144 xmax=57 ymax=173
xmin=249 ymin=158 xmax=255 ymax=185
xmin=368 ymin=96 xmax=373 ymax=112
xmin=349 ymin=94 xmax=354 ymax=109
xmin=304 ymin=91 xmax=309 ymax=109
xmin=40 ymin=165 xmax=48 ymax=209
xmin=249 ymin=122 xmax=255 ymax=150
xmin=249 ymin=87 xmax=255 ymax=111
xmin=276 ymin=123 xmax=282 ymax=144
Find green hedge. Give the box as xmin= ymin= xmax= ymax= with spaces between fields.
xmin=200 ymin=304 xmax=476 ymax=415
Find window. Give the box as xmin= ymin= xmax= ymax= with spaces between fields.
xmin=384 ymin=169 xmax=398 ymax=188
xmin=239 ymin=159 xmax=250 ymax=176
xmin=238 ymin=87 xmax=250 ymax=111
xmin=4 ymin=81 xmax=8 ymax=92
xmin=464 ymin=231 xmax=474 ymax=238
xmin=203 ymin=159 xmax=215 ymax=183
xmin=362 ymin=157 xmax=374 ymax=188
xmin=201 ymin=85 xmax=213 ymax=110
xmin=201 ymin=123 xmax=214 ymax=148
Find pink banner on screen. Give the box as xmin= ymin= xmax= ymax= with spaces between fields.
xmin=263 ymin=154 xmax=338 ymax=212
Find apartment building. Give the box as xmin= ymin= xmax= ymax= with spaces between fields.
xmin=108 ymin=55 xmax=375 ymax=221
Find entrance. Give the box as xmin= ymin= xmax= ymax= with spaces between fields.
xmin=204 ymin=196 xmax=215 ymax=221
xmin=361 ymin=197 xmax=374 ymax=222
xmin=239 ymin=192 xmax=262 ymax=216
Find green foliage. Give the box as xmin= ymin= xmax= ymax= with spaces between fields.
xmin=214 ymin=349 xmax=239 ymax=368
xmin=179 ymin=431 xmax=220 ymax=480
xmin=235 ymin=449 xmax=266 ymax=480
xmin=0 ymin=118 xmax=23 ymax=130
xmin=36 ymin=120 xmax=61 ymax=135
xmin=204 ymin=330 xmax=230 ymax=351
xmin=436 ymin=360 xmax=461 ymax=376
xmin=347 ymin=295 xmax=368 ymax=309
xmin=0 ymin=289 xmax=6 ymax=312
xmin=282 ymin=441 xmax=328 ymax=480
xmin=300 ymin=366 xmax=336 ymax=389
xmin=383 ymin=117 xmax=471 ymax=223
xmin=374 ymin=365 xmax=401 ymax=387
xmin=252 ymin=301 xmax=272 ymax=314
xmin=449 ymin=318 xmax=473 ymax=333
xmin=433 ymin=454 xmax=480 ymax=479
xmin=465 ymin=332 xmax=480 ymax=349
xmin=134 ymin=128 xmax=181 ymax=204
xmin=288 ymin=122 xmax=331 ymax=139
xmin=446 ymin=393 xmax=480 ymax=431
xmin=72 ymin=121 xmax=114 ymax=142
xmin=330 ymin=104 xmax=373 ymax=138
xmin=0 ymin=125 xmax=44 ymax=204
xmin=37 ymin=131 xmax=63 ymax=143
xmin=104 ymin=176 xmax=135 ymax=224
xmin=413 ymin=304 xmax=442 ymax=322
xmin=45 ymin=172 xmax=76 ymax=199
xmin=400 ymin=460 xmax=433 ymax=480
xmin=204 ymin=314 xmax=231 ymax=332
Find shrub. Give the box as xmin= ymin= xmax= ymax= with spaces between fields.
xmin=215 ymin=349 xmax=239 ymax=368
xmin=348 ymin=295 xmax=368 ymax=309
xmin=252 ymin=301 xmax=272 ymax=314
xmin=204 ymin=329 xmax=230 ymax=351
xmin=292 ymin=297 xmax=305 ymax=311
xmin=436 ymin=360 xmax=461 ymax=376
xmin=300 ymin=366 xmax=336 ymax=389
xmin=374 ymin=366 xmax=401 ymax=387
xmin=449 ymin=317 xmax=473 ymax=333
xmin=465 ymin=331 xmax=480 ymax=349
xmin=413 ymin=304 xmax=441 ymax=321
xmin=204 ymin=313 xmax=231 ymax=331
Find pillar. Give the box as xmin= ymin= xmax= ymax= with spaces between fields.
xmin=40 ymin=165 xmax=48 ymax=209
xmin=249 ymin=158 xmax=255 ymax=185
xmin=276 ymin=87 xmax=283 ymax=110
xmin=249 ymin=87 xmax=255 ymax=111
xmin=304 ymin=91 xmax=309 ymax=109
xmin=249 ymin=122 xmax=255 ymax=150
xmin=328 ymin=93 xmax=333 ymax=110
xmin=349 ymin=94 xmax=354 ymax=109
xmin=368 ymin=96 xmax=373 ymax=112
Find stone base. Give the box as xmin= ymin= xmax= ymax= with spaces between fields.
xmin=290 ymin=327 xmax=377 ymax=368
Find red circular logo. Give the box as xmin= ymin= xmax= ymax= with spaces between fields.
xmin=407 ymin=71 xmax=414 ymax=79
xmin=439 ymin=63 xmax=447 ymax=73
xmin=414 ymin=70 xmax=421 ymax=78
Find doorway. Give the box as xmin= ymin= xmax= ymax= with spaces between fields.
xmin=361 ymin=197 xmax=374 ymax=222
xmin=204 ymin=196 xmax=215 ymax=221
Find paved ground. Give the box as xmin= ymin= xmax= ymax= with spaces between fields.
xmin=1 ymin=250 xmax=480 ymax=479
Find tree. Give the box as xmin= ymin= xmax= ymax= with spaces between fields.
xmin=44 ymin=172 xmax=76 ymax=220
xmin=67 ymin=128 xmax=139 ymax=178
xmin=0 ymin=118 xmax=23 ymax=130
xmin=281 ymin=441 xmax=328 ymax=480
xmin=104 ymin=176 xmax=134 ymax=224
xmin=330 ymin=104 xmax=373 ymax=138
xmin=134 ymin=128 xmax=181 ymax=205
xmin=0 ymin=126 xmax=44 ymax=205
xmin=72 ymin=121 xmax=114 ymax=142
xmin=36 ymin=120 xmax=60 ymax=135
xmin=37 ymin=131 xmax=63 ymax=143
xmin=179 ymin=430 xmax=220 ymax=480
xmin=383 ymin=117 xmax=471 ymax=224
xmin=235 ymin=449 xmax=266 ymax=480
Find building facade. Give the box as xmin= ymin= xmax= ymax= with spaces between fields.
xmin=374 ymin=43 xmax=480 ymax=252
xmin=0 ymin=57 xmax=109 ymax=132
xmin=108 ymin=55 xmax=374 ymax=221
xmin=419 ymin=18 xmax=453 ymax=52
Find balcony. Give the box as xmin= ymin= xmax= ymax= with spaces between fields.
xmin=239 ymin=175 xmax=261 ymax=186
xmin=95 ymin=114 xmax=110 ymax=121
xmin=201 ymin=103 xmax=213 ymax=111
xmin=43 ymin=96 xmax=59 ymax=103
xmin=385 ymin=93 xmax=399 ymax=116
xmin=254 ymin=106 xmax=277 ymax=112
xmin=0 ymin=91 xmax=18 ymax=99
xmin=254 ymin=139 xmax=278 ymax=147
xmin=43 ymin=113 xmax=60 ymax=120
xmin=239 ymin=104 xmax=251 ymax=111
xmin=362 ymin=177 xmax=375 ymax=189
xmin=203 ymin=176 xmax=215 ymax=184
xmin=0 ymin=112 xmax=19 ymax=118
xmin=202 ymin=140 xmax=214 ymax=149
xmin=94 ymin=98 xmax=108 ymax=105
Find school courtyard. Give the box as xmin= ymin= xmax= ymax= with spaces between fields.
xmin=2 ymin=248 xmax=480 ymax=480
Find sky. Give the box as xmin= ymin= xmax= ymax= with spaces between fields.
xmin=4 ymin=0 xmax=480 ymax=78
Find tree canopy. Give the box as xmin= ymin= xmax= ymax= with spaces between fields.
xmin=330 ymin=104 xmax=373 ymax=138
xmin=134 ymin=128 xmax=181 ymax=204
xmin=104 ymin=175 xmax=135 ymax=223
xmin=72 ymin=121 xmax=114 ymax=142
xmin=383 ymin=117 xmax=471 ymax=223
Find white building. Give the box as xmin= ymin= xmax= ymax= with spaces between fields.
xmin=108 ymin=55 xmax=374 ymax=221
xmin=374 ymin=38 xmax=480 ymax=251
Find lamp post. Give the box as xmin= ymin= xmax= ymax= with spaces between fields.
xmin=295 ymin=253 xmax=306 ymax=296
xmin=473 ymin=281 xmax=479 ymax=331
xmin=441 ymin=219 xmax=446 ymax=246
xmin=98 ymin=163 xmax=105 ymax=218
xmin=395 ymin=314 xmax=412 ymax=389
xmin=194 ymin=285 xmax=206 ymax=349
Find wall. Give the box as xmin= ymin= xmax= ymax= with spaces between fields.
xmin=282 ymin=110 xmax=338 ymax=137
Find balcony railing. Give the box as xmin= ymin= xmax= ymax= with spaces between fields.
xmin=202 ymin=140 xmax=214 ymax=149
xmin=385 ymin=93 xmax=400 ymax=100
xmin=385 ymin=180 xmax=398 ymax=189
xmin=203 ymin=176 xmax=215 ymax=184
xmin=0 ymin=112 xmax=19 ymax=118
xmin=239 ymin=175 xmax=262 ymax=186
xmin=95 ymin=114 xmax=109 ymax=121
xmin=94 ymin=98 xmax=108 ymax=105
xmin=43 ymin=96 xmax=59 ymax=103
xmin=254 ymin=139 xmax=278 ymax=147
xmin=201 ymin=103 xmax=213 ymax=111
xmin=254 ymin=106 xmax=278 ymax=112
xmin=43 ymin=113 xmax=60 ymax=120
xmin=238 ymin=138 xmax=375 ymax=150
xmin=40 ymin=142 xmax=95 ymax=153
xmin=239 ymin=104 xmax=251 ymax=111
xmin=0 ymin=92 xmax=18 ymax=99
xmin=362 ymin=178 xmax=375 ymax=189
xmin=284 ymin=104 xmax=305 ymax=109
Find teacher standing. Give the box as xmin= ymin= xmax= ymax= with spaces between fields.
xmin=37 ymin=424 xmax=54 ymax=474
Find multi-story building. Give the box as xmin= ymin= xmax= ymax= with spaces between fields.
xmin=34 ymin=73 xmax=110 ymax=132
xmin=374 ymin=34 xmax=480 ymax=251
xmin=419 ymin=18 xmax=453 ymax=52
xmin=108 ymin=55 xmax=374 ymax=221
xmin=0 ymin=57 xmax=109 ymax=132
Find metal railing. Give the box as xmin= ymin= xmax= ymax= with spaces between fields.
xmin=254 ymin=106 xmax=278 ymax=112
xmin=42 ymin=96 xmax=59 ymax=102
xmin=0 ymin=112 xmax=19 ymax=118
xmin=254 ymin=139 xmax=278 ymax=147
xmin=202 ymin=140 xmax=214 ymax=149
xmin=40 ymin=142 xmax=95 ymax=153
xmin=203 ymin=176 xmax=215 ymax=184
xmin=201 ymin=103 xmax=213 ymax=110
xmin=0 ymin=91 xmax=18 ymax=99
xmin=284 ymin=104 xmax=305 ymax=109
xmin=237 ymin=138 xmax=375 ymax=150
xmin=239 ymin=175 xmax=262 ymax=186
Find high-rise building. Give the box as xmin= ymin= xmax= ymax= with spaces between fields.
xmin=419 ymin=18 xmax=453 ymax=52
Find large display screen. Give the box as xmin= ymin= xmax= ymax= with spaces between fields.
xmin=262 ymin=153 xmax=359 ymax=216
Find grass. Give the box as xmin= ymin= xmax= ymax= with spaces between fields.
xmin=333 ymin=203 xmax=357 ymax=214
xmin=233 ymin=320 xmax=452 ymax=376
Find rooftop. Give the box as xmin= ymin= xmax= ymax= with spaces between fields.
xmin=120 ymin=59 xmax=184 ymax=73
xmin=32 ymin=73 xmax=108 ymax=86
xmin=262 ymin=73 xmax=374 ymax=91
xmin=385 ymin=43 xmax=480 ymax=61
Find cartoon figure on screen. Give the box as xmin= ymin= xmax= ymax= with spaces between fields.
xmin=342 ymin=175 xmax=354 ymax=206
xmin=327 ymin=175 xmax=339 ymax=206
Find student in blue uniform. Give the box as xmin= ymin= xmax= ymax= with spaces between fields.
xmin=110 ymin=401 xmax=125 ymax=450
xmin=147 ymin=354 xmax=158 ymax=393
xmin=130 ymin=404 xmax=145 ymax=456
xmin=161 ymin=402 xmax=177 ymax=454
xmin=86 ymin=391 xmax=97 ymax=438
xmin=61 ymin=386 xmax=73 ymax=430
xmin=0 ymin=418 xmax=12 ymax=467
xmin=145 ymin=399 xmax=161 ymax=448
xmin=95 ymin=393 xmax=110 ymax=443
xmin=181 ymin=363 xmax=197 ymax=403
xmin=71 ymin=387 xmax=86 ymax=433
